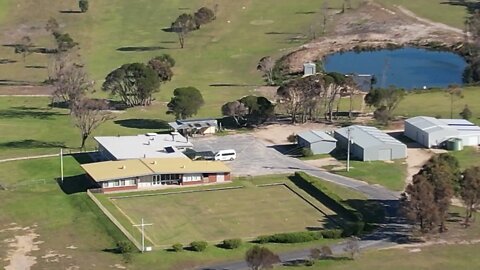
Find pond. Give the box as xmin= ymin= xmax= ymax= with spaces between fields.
xmin=323 ymin=47 xmax=467 ymax=90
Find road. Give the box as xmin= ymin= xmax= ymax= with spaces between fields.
xmin=192 ymin=134 xmax=406 ymax=270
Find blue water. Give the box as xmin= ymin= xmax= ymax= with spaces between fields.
xmin=324 ymin=47 xmax=467 ymax=89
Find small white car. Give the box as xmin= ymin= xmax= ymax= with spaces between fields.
xmin=214 ymin=149 xmax=237 ymax=161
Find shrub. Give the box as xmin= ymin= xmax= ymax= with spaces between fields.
xmin=460 ymin=105 xmax=472 ymax=120
xmin=257 ymin=231 xmax=322 ymax=244
xmin=320 ymin=229 xmax=343 ymax=239
xmin=302 ymin=147 xmax=314 ymax=157
xmin=190 ymin=241 xmax=208 ymax=252
xmin=222 ymin=238 xmax=242 ymax=249
xmin=342 ymin=221 xmax=365 ymax=237
xmin=116 ymin=241 xmax=133 ymax=254
xmin=79 ymin=0 xmax=89 ymax=13
xmin=172 ymin=243 xmax=183 ymax=252
xmin=287 ymin=133 xmax=297 ymax=143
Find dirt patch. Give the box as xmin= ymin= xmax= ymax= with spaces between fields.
xmin=303 ymin=157 xmax=343 ymax=168
xmin=283 ymin=1 xmax=464 ymax=73
xmin=4 ymin=227 xmax=41 ymax=270
xmin=0 ymin=85 xmax=54 ymax=96
xmin=405 ymin=148 xmax=434 ymax=185
xmin=252 ymin=122 xmax=334 ymax=145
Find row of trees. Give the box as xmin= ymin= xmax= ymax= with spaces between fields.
xmin=401 ymin=154 xmax=480 ymax=233
xmin=170 ymin=6 xmax=216 ymax=48
xmin=221 ymin=95 xmax=274 ymax=126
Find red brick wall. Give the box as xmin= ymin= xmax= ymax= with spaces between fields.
xmin=225 ymin=172 xmax=231 ymax=181
xmin=102 ymin=185 xmax=138 ymax=192
xmin=208 ymin=174 xmax=217 ymax=183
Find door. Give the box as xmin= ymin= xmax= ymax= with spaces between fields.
xmin=216 ymin=173 xmax=225 ymax=182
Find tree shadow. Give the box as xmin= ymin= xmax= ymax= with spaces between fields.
xmin=0 ymin=79 xmax=43 ymax=86
xmin=71 ymin=152 xmax=96 ymax=165
xmin=161 ymin=27 xmax=175 ymax=33
xmin=0 ymin=106 xmax=65 ymax=119
xmin=31 ymin=47 xmax=58 ymax=54
xmin=209 ymin=83 xmax=260 ymax=87
xmin=0 ymin=59 xmax=16 ymax=64
xmin=159 ymin=41 xmax=177 ymax=44
xmin=114 ymin=118 xmax=169 ymax=129
xmin=116 ymin=46 xmax=169 ymax=52
xmin=265 ymin=31 xmax=302 ymax=35
xmin=0 ymin=139 xmax=65 ymax=149
xmin=57 ymin=174 xmax=99 ymax=194
xmin=25 ymin=65 xmax=47 ymax=69
xmin=440 ymin=1 xmax=480 ymax=14
xmin=295 ymin=11 xmax=317 ymax=14
xmin=59 ymin=10 xmax=83 ymax=14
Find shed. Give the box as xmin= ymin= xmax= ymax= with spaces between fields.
xmin=169 ymin=118 xmax=218 ymax=135
xmin=297 ymin=130 xmax=337 ymax=155
xmin=404 ymin=116 xmax=480 ymax=148
xmin=334 ymin=125 xmax=407 ymax=161
xmin=303 ymin=62 xmax=316 ymax=76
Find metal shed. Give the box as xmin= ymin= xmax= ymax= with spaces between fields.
xmin=334 ymin=125 xmax=407 ymax=161
xmin=297 ymin=130 xmax=337 ymax=155
xmin=404 ymin=116 xmax=480 ymax=148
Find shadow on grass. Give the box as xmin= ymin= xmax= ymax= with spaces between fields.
xmin=265 ymin=31 xmax=302 ymax=35
xmin=117 ymin=46 xmax=169 ymax=52
xmin=295 ymin=11 xmax=317 ymax=14
xmin=0 ymin=139 xmax=65 ymax=149
xmin=209 ymin=83 xmax=260 ymax=87
xmin=0 ymin=59 xmax=16 ymax=64
xmin=0 ymin=79 xmax=43 ymax=86
xmin=25 ymin=65 xmax=47 ymax=69
xmin=114 ymin=118 xmax=169 ymax=129
xmin=0 ymin=106 xmax=65 ymax=119
xmin=440 ymin=0 xmax=480 ymax=14
xmin=57 ymin=174 xmax=99 ymax=194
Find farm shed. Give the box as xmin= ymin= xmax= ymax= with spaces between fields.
xmin=334 ymin=125 xmax=407 ymax=161
xmin=297 ymin=130 xmax=337 ymax=154
xmin=169 ymin=118 xmax=218 ymax=135
xmin=404 ymin=116 xmax=480 ymax=148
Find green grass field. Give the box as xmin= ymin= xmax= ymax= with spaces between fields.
xmin=450 ymin=146 xmax=480 ymax=170
xmin=330 ymin=160 xmax=407 ymax=191
xmin=108 ymin=184 xmax=332 ymax=246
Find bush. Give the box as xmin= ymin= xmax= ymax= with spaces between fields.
xmin=190 ymin=241 xmax=208 ymax=252
xmin=342 ymin=221 xmax=365 ymax=237
xmin=287 ymin=133 xmax=297 ymax=143
xmin=172 ymin=243 xmax=183 ymax=252
xmin=320 ymin=229 xmax=343 ymax=239
xmin=116 ymin=241 xmax=133 ymax=254
xmin=79 ymin=0 xmax=89 ymax=13
xmin=257 ymin=231 xmax=322 ymax=244
xmin=302 ymin=147 xmax=314 ymax=157
xmin=222 ymin=238 xmax=242 ymax=249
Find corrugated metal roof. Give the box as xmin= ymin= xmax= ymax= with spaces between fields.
xmin=406 ymin=116 xmax=480 ymax=136
xmin=335 ymin=125 xmax=404 ymax=148
xmin=297 ymin=130 xmax=337 ymax=143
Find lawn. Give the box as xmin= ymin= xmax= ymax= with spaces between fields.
xmin=450 ymin=146 xmax=480 ymax=170
xmin=108 ymin=184 xmax=331 ymax=246
xmin=330 ymin=160 xmax=407 ymax=191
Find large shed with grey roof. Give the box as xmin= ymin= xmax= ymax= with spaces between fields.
xmin=334 ymin=125 xmax=407 ymax=161
xmin=404 ymin=116 xmax=480 ymax=148
xmin=297 ymin=130 xmax=337 ymax=155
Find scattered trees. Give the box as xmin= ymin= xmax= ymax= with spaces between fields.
xmin=447 ymin=85 xmax=463 ymax=118
xmin=221 ymin=100 xmax=248 ymax=126
xmin=147 ymin=54 xmax=175 ymax=82
xmin=71 ymin=98 xmax=114 ymax=149
xmin=102 ymin=63 xmax=160 ymax=107
xmin=53 ymin=32 xmax=78 ymax=52
xmin=170 ymin=7 xmax=216 ymax=48
xmin=245 ymin=245 xmax=280 ymax=270
xmin=459 ymin=166 xmax=480 ymax=225
xmin=45 ymin=17 xmax=60 ymax=34
xmin=459 ymin=105 xmax=473 ymax=120
xmin=257 ymin=56 xmax=275 ymax=85
xmin=364 ymin=87 xmax=405 ymax=125
xmin=221 ymin=96 xmax=274 ymax=126
xmin=194 ymin=7 xmax=216 ymax=27
xmin=14 ymin=36 xmax=33 ymax=62
xmin=51 ymin=56 xmax=91 ymax=105
xmin=79 ymin=0 xmax=89 ymax=13
xmin=167 ymin=87 xmax=204 ymax=119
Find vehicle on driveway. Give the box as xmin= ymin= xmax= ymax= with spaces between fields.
xmin=214 ymin=149 xmax=237 ymax=161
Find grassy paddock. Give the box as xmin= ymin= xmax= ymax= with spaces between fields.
xmin=450 ymin=146 xmax=480 ymax=170
xmin=107 ymin=183 xmax=331 ymax=246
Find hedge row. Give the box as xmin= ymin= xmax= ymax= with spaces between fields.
xmin=257 ymin=229 xmax=343 ymax=244
xmin=293 ymin=172 xmax=365 ymax=236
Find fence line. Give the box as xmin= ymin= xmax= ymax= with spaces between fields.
xmin=0 ymin=149 xmax=97 ymax=163
xmin=86 ymin=189 xmax=142 ymax=251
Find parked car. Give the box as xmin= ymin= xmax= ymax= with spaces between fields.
xmin=214 ymin=149 xmax=237 ymax=161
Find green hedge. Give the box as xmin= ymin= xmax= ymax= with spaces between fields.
xmin=190 ymin=241 xmax=208 ymax=252
xmin=222 ymin=238 xmax=242 ymax=249
xmin=257 ymin=231 xmax=323 ymax=244
xmin=172 ymin=243 xmax=183 ymax=252
xmin=292 ymin=172 xmax=365 ymax=236
xmin=320 ymin=229 xmax=343 ymax=239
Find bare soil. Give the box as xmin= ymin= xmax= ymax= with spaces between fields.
xmin=252 ymin=122 xmax=334 ymax=145
xmin=283 ymin=1 xmax=464 ymax=73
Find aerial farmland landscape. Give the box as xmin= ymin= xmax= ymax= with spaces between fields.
xmin=1 ymin=0 xmax=480 ymax=270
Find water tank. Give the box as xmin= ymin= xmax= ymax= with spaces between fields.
xmin=303 ymin=62 xmax=316 ymax=76
xmin=446 ymin=138 xmax=463 ymax=151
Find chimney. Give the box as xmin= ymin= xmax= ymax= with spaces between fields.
xmin=171 ymin=132 xmax=175 ymax=142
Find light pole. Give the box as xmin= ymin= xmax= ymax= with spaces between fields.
xmin=60 ymin=148 xmax=64 ymax=183
xmin=346 ymin=128 xmax=352 ymax=172
xmin=133 ymin=218 xmax=152 ymax=252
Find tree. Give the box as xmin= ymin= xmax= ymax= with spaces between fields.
xmin=194 ymin=7 xmax=215 ymax=27
xmin=401 ymin=174 xmax=439 ymax=233
xmin=79 ymin=0 xmax=89 ymax=13
xmin=45 ymin=17 xmax=60 ymax=34
xmin=239 ymin=95 xmax=275 ymax=123
xmin=221 ymin=100 xmax=248 ymax=126
xmin=245 ymin=245 xmax=280 ymax=270
xmin=459 ymin=104 xmax=473 ymax=120
xmin=364 ymin=87 xmax=404 ymax=124
xmin=447 ymin=85 xmax=463 ymax=118
xmin=14 ymin=36 xmax=33 ymax=62
xmin=343 ymin=236 xmax=360 ymax=260
xmin=460 ymin=166 xmax=480 ymax=225
xmin=147 ymin=55 xmax=175 ymax=82
xmin=71 ymin=98 xmax=115 ymax=149
xmin=53 ymin=32 xmax=78 ymax=52
xmin=102 ymin=63 xmax=160 ymax=107
xmin=310 ymin=246 xmax=333 ymax=260
xmin=171 ymin=13 xmax=197 ymax=48
xmin=167 ymin=87 xmax=204 ymax=119
xmin=51 ymin=56 xmax=91 ymax=105
xmin=257 ymin=56 xmax=275 ymax=85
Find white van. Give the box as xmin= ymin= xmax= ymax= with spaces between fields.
xmin=214 ymin=149 xmax=237 ymax=161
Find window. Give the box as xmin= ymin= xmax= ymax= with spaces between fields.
xmin=113 ymin=180 xmax=120 ymax=187
xmin=221 ymin=153 xmax=234 ymax=156
xmin=152 ymin=175 xmax=161 ymax=185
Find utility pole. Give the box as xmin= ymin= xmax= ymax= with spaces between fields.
xmin=60 ymin=148 xmax=64 ymax=183
xmin=346 ymin=127 xmax=352 ymax=172
xmin=133 ymin=218 xmax=153 ymax=252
